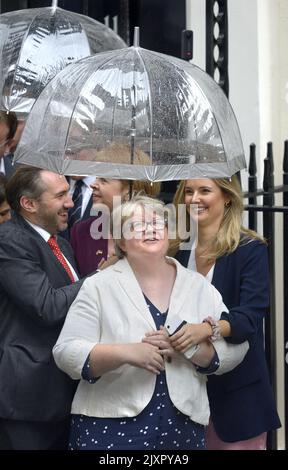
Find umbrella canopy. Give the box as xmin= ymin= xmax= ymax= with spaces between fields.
xmin=14 ymin=43 xmax=246 ymax=181
xmin=0 ymin=4 xmax=126 ymax=117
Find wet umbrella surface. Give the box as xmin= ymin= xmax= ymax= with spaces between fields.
xmin=14 ymin=34 xmax=246 ymax=181
xmin=0 ymin=2 xmax=126 ymax=117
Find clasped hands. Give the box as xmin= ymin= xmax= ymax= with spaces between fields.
xmin=134 ymin=323 xmax=208 ymax=375
xmin=129 ymin=326 xmax=170 ymax=376
xmin=143 ymin=322 xmax=207 ymax=353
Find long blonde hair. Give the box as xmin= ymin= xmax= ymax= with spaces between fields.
xmin=170 ymin=175 xmax=265 ymax=259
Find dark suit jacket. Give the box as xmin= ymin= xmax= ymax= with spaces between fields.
xmin=0 ymin=215 xmax=85 ymax=422
xmin=70 ymin=216 xmax=108 ymax=277
xmin=177 ymin=238 xmax=281 ymax=441
xmin=3 ymin=154 xmax=17 ymax=179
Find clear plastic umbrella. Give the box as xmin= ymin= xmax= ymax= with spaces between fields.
xmin=0 ymin=0 xmax=126 ymax=117
xmin=14 ymin=30 xmax=246 ymax=181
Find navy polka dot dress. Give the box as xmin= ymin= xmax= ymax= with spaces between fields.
xmin=69 ymin=297 xmax=211 ymax=451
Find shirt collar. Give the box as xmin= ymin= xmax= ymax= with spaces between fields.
xmin=0 ymin=157 xmax=5 ymax=175
xmin=24 ymin=219 xmax=52 ymax=242
xmin=70 ymin=176 xmax=95 ymax=190
xmin=82 ymin=175 xmax=96 ymax=187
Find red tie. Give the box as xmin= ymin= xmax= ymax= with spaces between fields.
xmin=47 ymin=235 xmax=75 ymax=282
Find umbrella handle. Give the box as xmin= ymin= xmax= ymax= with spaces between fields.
xmin=133 ymin=27 xmax=140 ymax=47
xmin=51 ymin=0 xmax=58 ymax=10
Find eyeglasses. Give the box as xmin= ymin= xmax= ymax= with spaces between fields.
xmin=0 ymin=138 xmax=9 ymax=149
xmin=128 ymin=219 xmax=166 ymax=232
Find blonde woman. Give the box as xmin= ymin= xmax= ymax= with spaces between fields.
xmin=170 ymin=176 xmax=281 ymax=450
xmin=53 ymin=194 xmax=248 ymax=451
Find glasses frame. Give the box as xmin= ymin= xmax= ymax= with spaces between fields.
xmin=127 ymin=219 xmax=167 ymax=233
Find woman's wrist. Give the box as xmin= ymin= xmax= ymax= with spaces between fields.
xmin=202 ymin=316 xmax=222 ymax=342
xmin=218 ymin=319 xmax=231 ymax=337
xmin=190 ymin=341 xmax=215 ymax=367
xmin=202 ymin=321 xmax=214 ymax=340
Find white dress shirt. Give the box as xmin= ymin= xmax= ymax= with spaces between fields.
xmin=187 ymin=242 xmax=215 ymax=283
xmin=25 ymin=220 xmax=79 ymax=281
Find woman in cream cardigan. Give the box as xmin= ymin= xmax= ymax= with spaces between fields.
xmin=53 ymin=195 xmax=248 ymax=451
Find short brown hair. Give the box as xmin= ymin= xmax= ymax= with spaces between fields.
xmin=0 ymin=110 xmax=18 ymax=140
xmin=0 ymin=173 xmax=8 ymax=205
xmin=6 ymin=166 xmax=47 ymax=213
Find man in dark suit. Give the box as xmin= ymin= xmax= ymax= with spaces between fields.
xmin=0 ymin=166 xmax=86 ymax=450
xmin=60 ymin=175 xmax=94 ymax=240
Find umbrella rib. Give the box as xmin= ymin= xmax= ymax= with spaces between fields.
xmin=63 ymin=51 xmax=120 ymax=154
xmin=136 ymin=47 xmax=153 ymax=163
xmin=175 ymin=65 xmax=201 ymax=158
xmin=110 ymin=51 xmax=128 ymax=144
xmin=174 ymin=59 xmax=226 ymax=163
xmin=192 ymin=79 xmax=226 ymax=162
xmin=130 ymin=49 xmax=137 ymax=165
xmin=6 ymin=11 xmax=40 ymax=111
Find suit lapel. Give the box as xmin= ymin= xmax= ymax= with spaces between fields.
xmin=16 ymin=215 xmax=76 ymax=282
xmin=212 ymin=256 xmax=226 ymax=293
xmin=177 ymin=245 xmax=227 ymax=298
xmin=114 ymin=257 xmax=193 ymax=328
xmin=83 ymin=195 xmax=93 ymax=220
xmin=58 ymin=237 xmax=80 ymax=277
xmin=166 ymin=258 xmax=194 ymax=319
xmin=113 ymin=259 xmax=156 ymax=330
xmin=3 ymin=154 xmax=13 ymax=178
xmin=58 ymin=237 xmax=74 ymax=265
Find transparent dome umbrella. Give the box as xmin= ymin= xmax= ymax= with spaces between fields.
xmin=0 ymin=0 xmax=126 ymax=118
xmin=14 ymin=31 xmax=246 ymax=181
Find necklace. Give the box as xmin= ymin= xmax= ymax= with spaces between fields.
xmin=195 ymin=245 xmax=210 ymax=257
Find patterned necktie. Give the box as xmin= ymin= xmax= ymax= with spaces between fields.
xmin=68 ymin=179 xmax=84 ymax=229
xmin=47 ymin=236 xmax=75 ymax=282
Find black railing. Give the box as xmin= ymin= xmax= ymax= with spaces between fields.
xmin=206 ymin=0 xmax=229 ymax=96
xmin=244 ymin=140 xmax=288 ymax=450
xmin=283 ymin=141 xmax=288 ymax=452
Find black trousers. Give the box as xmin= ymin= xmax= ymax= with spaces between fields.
xmin=0 ymin=418 xmax=70 ymax=450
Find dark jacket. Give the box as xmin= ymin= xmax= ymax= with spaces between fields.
xmin=70 ymin=216 xmax=109 ymax=277
xmin=177 ymin=238 xmax=281 ymax=441
xmin=0 ymin=215 xmax=84 ymax=422
xmin=3 ymin=154 xmax=17 ymax=179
